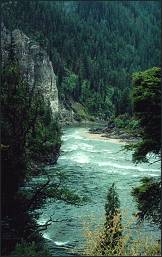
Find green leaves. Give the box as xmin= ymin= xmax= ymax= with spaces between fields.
xmin=100 ymin=183 xmax=122 ymax=254
xmin=105 ymin=183 xmax=120 ymax=222
xmin=132 ymin=177 xmax=161 ymax=226
xmin=46 ymin=186 xmax=89 ymax=206
xmin=129 ymin=67 xmax=161 ymax=227
xmin=129 ymin=67 xmax=161 ymax=163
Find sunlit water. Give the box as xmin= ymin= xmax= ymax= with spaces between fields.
xmin=31 ymin=126 xmax=161 ymax=256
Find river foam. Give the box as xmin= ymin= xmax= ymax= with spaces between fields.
xmin=54 ymin=241 xmax=70 ymax=246
xmin=96 ymin=161 xmax=160 ymax=172
xmin=36 ymin=127 xmax=160 ymax=256
xmin=73 ymin=153 xmax=90 ymax=164
xmin=64 ymin=143 xmax=94 ymax=152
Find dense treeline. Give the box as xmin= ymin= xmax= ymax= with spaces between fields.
xmin=2 ymin=0 xmax=160 ymax=118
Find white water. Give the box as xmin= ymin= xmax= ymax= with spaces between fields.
xmin=34 ymin=126 xmax=160 ymax=256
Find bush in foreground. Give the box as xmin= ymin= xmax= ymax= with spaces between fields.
xmin=83 ymin=215 xmax=160 ymax=256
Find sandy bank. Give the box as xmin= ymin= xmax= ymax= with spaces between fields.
xmin=83 ymin=131 xmax=126 ymax=145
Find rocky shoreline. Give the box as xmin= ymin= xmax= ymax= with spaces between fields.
xmin=89 ymin=125 xmax=140 ymax=143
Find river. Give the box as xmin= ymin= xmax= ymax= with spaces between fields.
xmin=32 ymin=125 xmax=160 ymax=256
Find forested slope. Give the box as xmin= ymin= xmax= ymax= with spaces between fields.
xmin=2 ymin=0 xmax=160 ymax=119
xmin=1 ymin=1 xmax=161 ymax=256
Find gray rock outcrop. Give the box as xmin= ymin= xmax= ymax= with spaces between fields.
xmin=1 ymin=24 xmax=58 ymax=115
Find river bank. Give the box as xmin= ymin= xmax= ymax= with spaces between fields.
xmin=88 ymin=125 xmax=140 ymax=144
xmin=60 ymin=113 xmax=140 ymax=145
xmin=83 ymin=131 xmax=126 ymax=145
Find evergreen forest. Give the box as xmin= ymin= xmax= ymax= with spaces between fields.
xmin=1 ymin=1 xmax=161 ymax=256
xmin=2 ymin=1 xmax=160 ymax=118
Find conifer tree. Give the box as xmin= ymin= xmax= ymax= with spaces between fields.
xmin=101 ymin=183 xmax=122 ymax=254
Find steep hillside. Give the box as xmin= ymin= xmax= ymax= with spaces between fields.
xmin=2 ymin=1 xmax=160 ymax=119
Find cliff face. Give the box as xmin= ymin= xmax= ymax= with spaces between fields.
xmin=1 ymin=24 xmax=58 ymax=115
xmin=1 ymin=24 xmax=88 ymax=125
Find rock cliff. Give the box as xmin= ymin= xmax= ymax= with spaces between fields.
xmin=1 ymin=24 xmax=58 ymax=115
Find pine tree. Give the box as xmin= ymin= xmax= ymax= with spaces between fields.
xmin=100 ymin=183 xmax=122 ymax=254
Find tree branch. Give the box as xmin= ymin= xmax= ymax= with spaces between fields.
xmin=26 ymin=215 xmax=71 ymax=240
xmin=25 ymin=170 xmax=51 ymax=211
xmin=27 ymin=217 xmax=53 ymax=240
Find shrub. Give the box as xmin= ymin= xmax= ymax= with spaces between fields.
xmin=83 ymin=215 xmax=160 ymax=256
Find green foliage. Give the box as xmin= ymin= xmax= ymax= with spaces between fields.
xmin=1 ymin=2 xmax=161 ymax=255
xmin=1 ymin=61 xmax=29 ymax=201
xmin=127 ymin=117 xmax=139 ymax=131
xmin=27 ymin=114 xmax=61 ymax=163
xmin=1 ymin=50 xmax=89 ymax=256
xmin=71 ymin=101 xmax=94 ymax=121
xmin=132 ymin=177 xmax=161 ymax=226
xmin=1 ymin=52 xmax=61 ymax=254
xmin=128 ymin=67 xmax=161 ymax=163
xmin=114 ymin=114 xmax=130 ymax=129
xmin=11 ymin=241 xmax=52 ymax=256
xmin=101 ymin=183 xmax=122 ymax=254
xmin=60 ymin=69 xmax=79 ymax=100
xmin=46 ymin=187 xmax=89 ymax=205
xmin=1 ymin=54 xmax=87 ymax=256
xmin=2 ymin=1 xmax=160 ymax=117
xmin=105 ymin=183 xmax=120 ymax=221
xmin=125 ymin=67 xmax=161 ymax=230
xmin=1 ymin=59 xmax=61 ymax=194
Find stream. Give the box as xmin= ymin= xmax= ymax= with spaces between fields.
xmin=31 ymin=125 xmax=161 ymax=256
